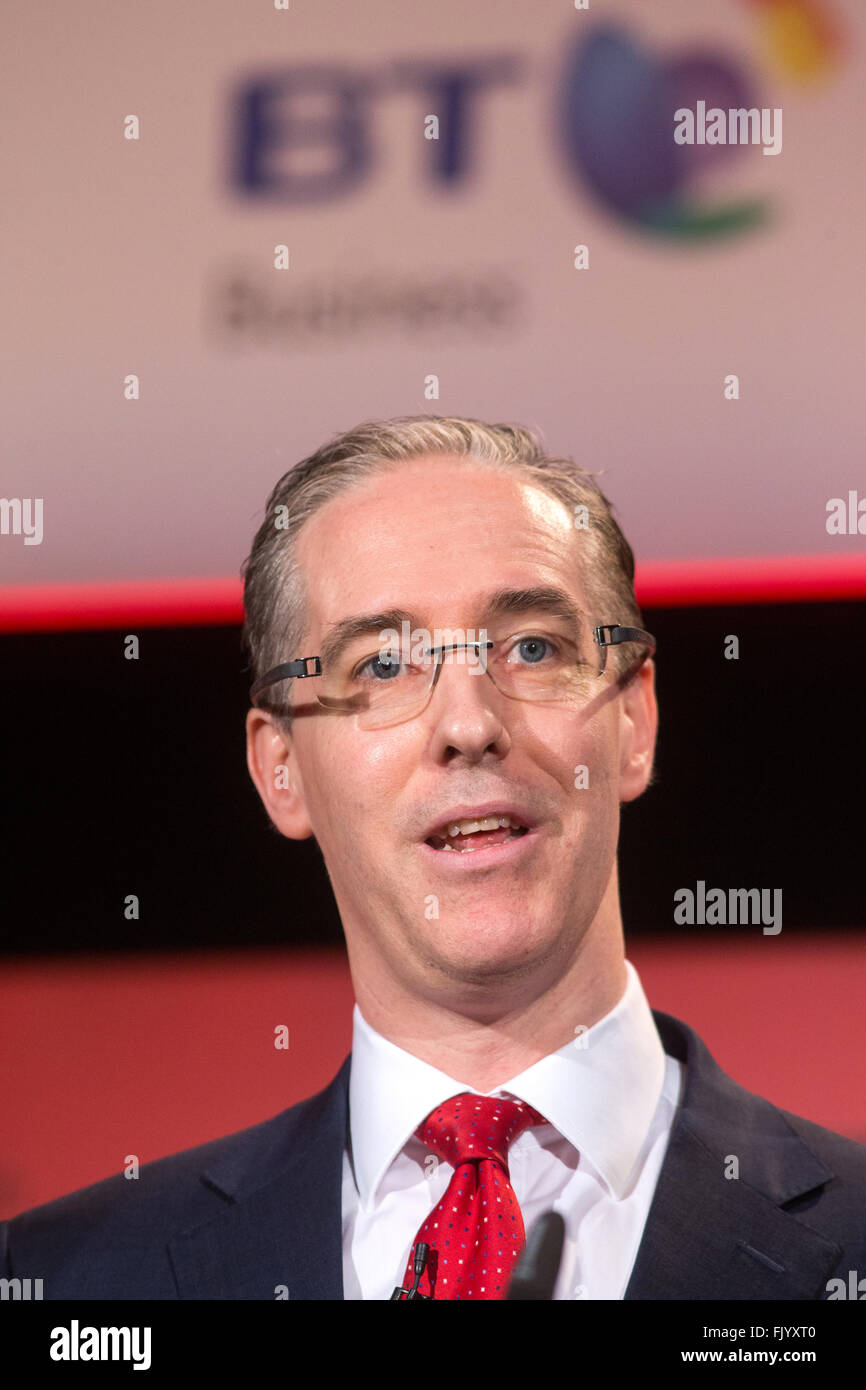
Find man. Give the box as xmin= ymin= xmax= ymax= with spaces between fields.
xmin=3 ymin=415 xmax=865 ymax=1300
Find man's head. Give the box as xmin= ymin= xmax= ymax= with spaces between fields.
xmin=242 ymin=416 xmax=657 ymax=1021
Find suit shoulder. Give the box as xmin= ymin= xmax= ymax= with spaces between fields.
xmin=775 ymin=1104 xmax=866 ymax=1184
xmin=2 ymin=1063 xmax=348 ymax=1264
xmin=657 ymin=1009 xmax=866 ymax=1177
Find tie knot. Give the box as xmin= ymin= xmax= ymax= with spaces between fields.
xmin=415 ymin=1092 xmax=547 ymax=1171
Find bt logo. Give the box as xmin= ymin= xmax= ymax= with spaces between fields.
xmin=229 ymin=14 xmax=839 ymax=238
xmin=556 ymin=27 xmax=767 ymax=238
xmin=231 ymin=56 xmax=524 ymax=203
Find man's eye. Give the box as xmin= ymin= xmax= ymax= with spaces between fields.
xmin=355 ymin=652 xmax=404 ymax=681
xmin=505 ymin=635 xmax=558 ymax=664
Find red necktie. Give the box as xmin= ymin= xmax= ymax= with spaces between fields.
xmin=401 ymin=1092 xmax=548 ymax=1300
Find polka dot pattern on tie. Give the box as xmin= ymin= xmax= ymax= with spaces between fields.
xmin=400 ymin=1092 xmax=548 ymax=1300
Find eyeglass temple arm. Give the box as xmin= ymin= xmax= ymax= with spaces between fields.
xmin=249 ymin=655 xmax=321 ymax=700
xmin=594 ymin=625 xmax=656 ymax=650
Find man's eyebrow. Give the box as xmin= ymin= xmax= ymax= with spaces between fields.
xmin=319 ymin=609 xmax=417 ymax=670
xmin=318 ymin=588 xmax=586 ymax=668
xmin=482 ymin=586 xmax=587 ymax=629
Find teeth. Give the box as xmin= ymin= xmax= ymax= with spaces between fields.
xmin=432 ymin=814 xmax=529 ymax=851
xmin=446 ymin=814 xmax=523 ymax=837
xmin=440 ymin=830 xmax=522 ymax=853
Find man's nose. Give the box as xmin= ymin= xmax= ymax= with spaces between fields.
xmin=425 ymin=656 xmax=510 ymax=756
xmin=428 ymin=648 xmax=496 ymax=704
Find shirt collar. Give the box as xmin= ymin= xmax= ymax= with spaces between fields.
xmin=348 ymin=959 xmax=666 ymax=1207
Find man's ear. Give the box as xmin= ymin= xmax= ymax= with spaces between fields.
xmin=618 ymin=658 xmax=658 ymax=803
xmin=245 ymin=707 xmax=314 ymax=839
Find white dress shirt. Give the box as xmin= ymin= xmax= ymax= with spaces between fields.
xmin=341 ymin=959 xmax=685 ymax=1299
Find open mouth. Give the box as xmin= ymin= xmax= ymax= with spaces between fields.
xmin=426 ymin=814 xmax=530 ymax=854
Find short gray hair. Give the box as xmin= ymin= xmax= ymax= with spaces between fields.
xmin=241 ymin=415 xmax=646 ymax=728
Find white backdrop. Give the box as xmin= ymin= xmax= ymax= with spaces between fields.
xmin=2 ymin=0 xmax=863 ymax=587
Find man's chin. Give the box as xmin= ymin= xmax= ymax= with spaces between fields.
xmin=419 ymin=918 xmax=554 ymax=986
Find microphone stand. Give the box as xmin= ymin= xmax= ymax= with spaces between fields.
xmin=506 ymin=1211 xmax=565 ymax=1300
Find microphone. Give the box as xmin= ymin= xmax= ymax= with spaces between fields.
xmin=390 ymin=1241 xmax=434 ymax=1300
xmin=505 ymin=1211 xmax=565 ymax=1300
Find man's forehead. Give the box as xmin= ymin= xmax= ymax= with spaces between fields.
xmin=296 ymin=461 xmax=581 ymax=622
xmin=301 ymin=458 xmax=572 ymax=547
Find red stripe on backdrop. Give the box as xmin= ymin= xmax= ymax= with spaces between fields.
xmin=0 ymin=575 xmax=243 ymax=632
xmin=0 ymin=554 xmax=865 ymax=632
xmin=0 ymin=935 xmax=864 ymax=1219
xmin=637 ymin=552 xmax=866 ymax=606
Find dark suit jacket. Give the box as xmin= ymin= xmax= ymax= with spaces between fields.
xmin=3 ymin=1011 xmax=865 ymax=1299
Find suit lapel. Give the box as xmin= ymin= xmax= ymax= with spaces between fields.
xmin=624 ymin=1012 xmax=842 ymax=1299
xmin=168 ymin=1055 xmax=351 ymax=1300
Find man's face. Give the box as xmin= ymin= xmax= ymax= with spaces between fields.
xmin=247 ymin=456 xmax=656 ymax=1011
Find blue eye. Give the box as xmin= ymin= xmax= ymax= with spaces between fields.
xmin=511 ymin=636 xmax=554 ymax=664
xmin=358 ymin=653 xmax=403 ymax=681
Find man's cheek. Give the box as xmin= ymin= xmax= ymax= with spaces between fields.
xmin=573 ymin=738 xmax=618 ymax=791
